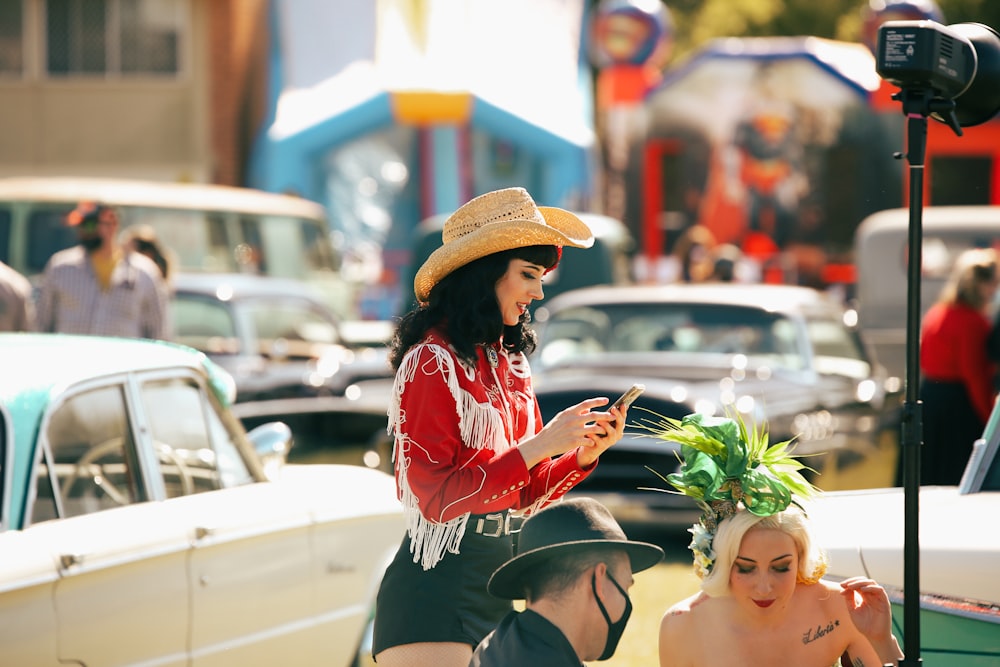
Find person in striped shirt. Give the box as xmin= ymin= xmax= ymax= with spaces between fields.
xmin=35 ymin=201 xmax=169 ymax=340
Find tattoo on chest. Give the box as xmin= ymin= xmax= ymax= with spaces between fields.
xmin=801 ymin=619 xmax=840 ymax=645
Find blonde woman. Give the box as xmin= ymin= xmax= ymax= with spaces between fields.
xmin=647 ymin=413 xmax=903 ymax=667
xmin=920 ymin=247 xmax=999 ymax=485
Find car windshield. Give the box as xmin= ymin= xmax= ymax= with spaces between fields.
xmin=537 ymin=301 xmax=872 ymax=378
xmin=987 ymin=451 xmax=1000 ymax=491
xmin=173 ymin=296 xmax=240 ymax=354
xmin=538 ymin=302 xmax=807 ymax=370
xmin=173 ymin=295 xmax=343 ymax=358
xmin=247 ymin=299 xmax=343 ymax=357
xmin=805 ymin=316 xmax=872 ymax=380
xmin=975 ymin=408 xmax=1000 ymax=492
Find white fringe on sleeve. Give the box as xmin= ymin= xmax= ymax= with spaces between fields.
xmin=389 ymin=343 xmax=511 ymax=570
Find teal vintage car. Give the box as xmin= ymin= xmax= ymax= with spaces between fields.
xmin=809 ymin=402 xmax=1000 ymax=665
xmin=0 ymin=333 xmax=403 ymax=667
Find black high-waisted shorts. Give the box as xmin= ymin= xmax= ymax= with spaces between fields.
xmin=372 ymin=514 xmax=515 ymax=656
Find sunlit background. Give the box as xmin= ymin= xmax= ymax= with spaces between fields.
xmin=2 ymin=0 xmax=999 ymax=325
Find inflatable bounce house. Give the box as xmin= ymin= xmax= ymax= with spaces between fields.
xmin=249 ymin=0 xmax=600 ymax=319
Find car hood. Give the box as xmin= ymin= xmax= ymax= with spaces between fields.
xmin=536 ymin=355 xmax=830 ymax=384
xmin=807 ymin=486 xmax=1000 ymax=605
xmin=532 ymin=360 xmax=851 ymax=427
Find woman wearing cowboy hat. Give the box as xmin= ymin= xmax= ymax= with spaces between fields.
xmin=372 ymin=188 xmax=630 ymax=667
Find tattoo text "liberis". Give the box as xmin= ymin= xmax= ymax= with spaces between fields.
xmin=801 ymin=619 xmax=840 ymax=645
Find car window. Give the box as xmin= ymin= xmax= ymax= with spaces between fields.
xmin=120 ymin=208 xmax=234 ymax=273
xmin=536 ymin=307 xmax=612 ymax=365
xmin=538 ymin=302 xmax=806 ymax=371
xmin=0 ymin=406 xmax=8 ymax=528
xmin=203 ymin=394 xmax=255 ymax=488
xmin=238 ymin=213 xmax=339 ymax=279
xmin=34 ymin=384 xmax=142 ymax=523
xmin=986 ymin=449 xmax=1000 ymax=491
xmin=249 ymin=299 xmax=342 ymax=357
xmin=0 ymin=206 xmax=10 ymax=262
xmin=977 ymin=411 xmax=1000 ymax=493
xmin=26 ymin=206 xmax=79 ymax=274
xmin=139 ymin=377 xmax=252 ymax=496
xmin=806 ymin=317 xmax=871 ymax=379
xmin=173 ymin=295 xmax=241 ymax=354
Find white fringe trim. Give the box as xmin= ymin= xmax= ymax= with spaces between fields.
xmin=389 ymin=342 xmax=513 ymax=570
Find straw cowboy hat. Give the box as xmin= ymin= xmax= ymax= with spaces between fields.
xmin=413 ymin=187 xmax=594 ymax=303
xmin=487 ymin=497 xmax=664 ymax=600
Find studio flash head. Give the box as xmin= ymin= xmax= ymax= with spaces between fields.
xmin=876 ymin=20 xmax=1000 ymax=127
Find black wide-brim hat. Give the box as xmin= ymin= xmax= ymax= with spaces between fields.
xmin=487 ymin=497 xmax=664 ymax=600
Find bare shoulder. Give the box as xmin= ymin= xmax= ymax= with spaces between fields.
xmin=658 ymin=593 xmax=708 ymax=667
xmin=659 ymin=593 xmax=718 ymax=667
xmin=660 ymin=591 xmax=711 ymax=636
xmin=809 ymin=579 xmax=853 ymax=611
xmin=662 ymin=591 xmax=708 ymax=618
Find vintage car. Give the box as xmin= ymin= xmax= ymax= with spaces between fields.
xmin=808 ymin=408 xmax=1000 ymax=666
xmin=0 ymin=333 xmax=404 ymax=667
xmin=530 ymin=282 xmax=903 ymax=528
xmin=171 ymin=272 xmax=394 ymax=450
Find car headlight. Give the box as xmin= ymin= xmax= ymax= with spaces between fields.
xmin=855 ymin=379 xmax=877 ymax=403
xmin=793 ymin=410 xmax=836 ymax=442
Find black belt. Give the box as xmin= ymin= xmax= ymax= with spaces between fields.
xmin=470 ymin=511 xmax=513 ymax=538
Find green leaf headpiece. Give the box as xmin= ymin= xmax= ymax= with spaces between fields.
xmin=639 ymin=410 xmax=819 ymax=576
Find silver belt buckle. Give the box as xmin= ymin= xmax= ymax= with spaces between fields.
xmin=477 ymin=511 xmax=507 ymax=537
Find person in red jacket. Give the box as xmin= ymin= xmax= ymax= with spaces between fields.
xmin=920 ymin=247 xmax=999 ymax=485
xmin=372 ymin=188 xmax=627 ymax=667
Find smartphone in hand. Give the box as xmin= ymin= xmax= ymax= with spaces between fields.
xmin=612 ymin=383 xmax=645 ymax=411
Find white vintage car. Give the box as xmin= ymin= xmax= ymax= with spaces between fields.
xmin=808 ymin=408 xmax=1000 ymax=666
xmin=0 ymin=333 xmax=404 ymax=667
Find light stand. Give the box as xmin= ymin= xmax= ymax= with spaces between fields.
xmin=875 ymin=20 xmax=1000 ymax=665
xmin=894 ymin=86 xmax=960 ymax=667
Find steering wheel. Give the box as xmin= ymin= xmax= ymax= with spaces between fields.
xmin=60 ymin=437 xmax=195 ymax=511
xmin=154 ymin=442 xmax=196 ymax=497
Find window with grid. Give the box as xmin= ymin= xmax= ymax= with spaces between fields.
xmin=0 ymin=0 xmax=24 ymax=76
xmin=46 ymin=0 xmax=185 ymax=77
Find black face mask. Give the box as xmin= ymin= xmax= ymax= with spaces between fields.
xmin=591 ymin=569 xmax=633 ymax=661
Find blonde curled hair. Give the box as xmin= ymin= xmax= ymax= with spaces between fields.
xmin=700 ymin=504 xmax=827 ymax=597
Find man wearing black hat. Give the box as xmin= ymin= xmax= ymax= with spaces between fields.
xmin=470 ymin=497 xmax=663 ymax=666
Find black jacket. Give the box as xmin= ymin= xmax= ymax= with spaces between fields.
xmin=469 ymin=609 xmax=584 ymax=667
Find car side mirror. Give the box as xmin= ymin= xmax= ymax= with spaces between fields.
xmin=247 ymin=421 xmax=293 ymax=480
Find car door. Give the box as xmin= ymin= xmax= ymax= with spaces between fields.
xmin=34 ymin=378 xmax=191 ymax=667
xmin=131 ymin=374 xmax=322 ymax=665
xmin=0 ymin=528 xmax=63 ymax=666
xmin=185 ymin=483 xmax=321 ymax=666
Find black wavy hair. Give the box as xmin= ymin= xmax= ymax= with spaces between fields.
xmin=389 ymin=245 xmax=560 ymax=370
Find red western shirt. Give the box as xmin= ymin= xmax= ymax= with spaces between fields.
xmin=920 ymin=301 xmax=997 ymax=423
xmin=390 ymin=329 xmax=594 ymax=569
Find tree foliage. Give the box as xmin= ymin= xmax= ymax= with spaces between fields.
xmin=646 ymin=0 xmax=1000 ymax=64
